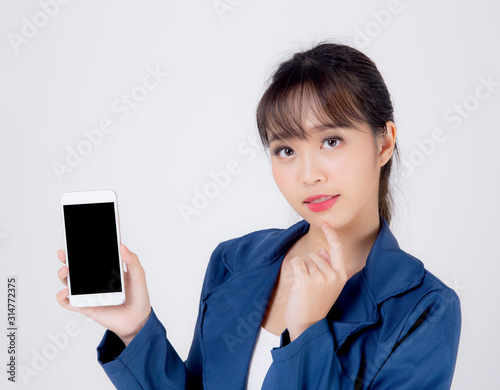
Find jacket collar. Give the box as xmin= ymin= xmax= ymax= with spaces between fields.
xmin=223 ymin=214 xmax=424 ymax=304
xmin=200 ymin=215 xmax=424 ymax=389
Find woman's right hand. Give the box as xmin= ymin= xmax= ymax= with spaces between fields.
xmin=56 ymin=244 xmax=152 ymax=347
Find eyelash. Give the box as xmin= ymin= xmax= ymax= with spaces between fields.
xmin=271 ymin=134 xmax=344 ymax=157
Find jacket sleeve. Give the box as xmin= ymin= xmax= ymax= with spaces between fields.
xmin=96 ymin=241 xmax=230 ymax=389
xmin=96 ymin=307 xmax=200 ymax=389
xmin=267 ymin=288 xmax=461 ymax=389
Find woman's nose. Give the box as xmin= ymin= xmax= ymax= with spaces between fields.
xmin=299 ymin=151 xmax=326 ymax=186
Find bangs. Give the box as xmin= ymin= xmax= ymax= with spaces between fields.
xmin=257 ymin=68 xmax=367 ymax=148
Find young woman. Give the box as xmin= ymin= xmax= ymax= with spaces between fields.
xmin=56 ymin=42 xmax=461 ymax=389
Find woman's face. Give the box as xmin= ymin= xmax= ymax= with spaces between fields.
xmin=269 ymin=116 xmax=389 ymax=231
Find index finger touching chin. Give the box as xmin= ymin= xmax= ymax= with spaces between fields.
xmin=321 ymin=222 xmax=346 ymax=272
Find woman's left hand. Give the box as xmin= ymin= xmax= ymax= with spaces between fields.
xmin=285 ymin=221 xmax=348 ymax=342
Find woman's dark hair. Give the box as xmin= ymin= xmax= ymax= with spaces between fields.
xmin=256 ymin=41 xmax=401 ymax=225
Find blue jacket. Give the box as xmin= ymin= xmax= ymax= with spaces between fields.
xmin=97 ymin=215 xmax=461 ymax=389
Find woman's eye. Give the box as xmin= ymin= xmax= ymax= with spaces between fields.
xmin=277 ymin=147 xmax=294 ymax=158
xmin=322 ymin=138 xmax=340 ymax=149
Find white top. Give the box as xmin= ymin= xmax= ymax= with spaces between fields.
xmin=245 ymin=326 xmax=282 ymax=390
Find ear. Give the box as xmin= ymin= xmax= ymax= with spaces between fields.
xmin=377 ymin=121 xmax=397 ymax=167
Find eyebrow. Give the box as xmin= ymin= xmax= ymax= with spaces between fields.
xmin=268 ymin=124 xmax=345 ymax=143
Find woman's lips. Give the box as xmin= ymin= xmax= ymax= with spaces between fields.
xmin=303 ymin=194 xmax=339 ymax=203
xmin=305 ymin=195 xmax=339 ymax=212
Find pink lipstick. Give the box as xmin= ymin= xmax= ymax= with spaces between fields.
xmin=304 ymin=194 xmax=339 ymax=212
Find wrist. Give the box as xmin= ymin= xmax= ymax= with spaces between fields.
xmin=118 ymin=308 xmax=152 ymax=347
xmin=288 ymin=320 xmax=318 ymax=342
xmin=288 ymin=326 xmax=307 ymax=342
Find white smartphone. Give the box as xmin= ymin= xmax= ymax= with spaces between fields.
xmin=60 ymin=189 xmax=126 ymax=307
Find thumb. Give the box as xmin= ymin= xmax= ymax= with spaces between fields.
xmin=120 ymin=244 xmax=145 ymax=281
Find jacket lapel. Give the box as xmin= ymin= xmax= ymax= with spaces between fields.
xmin=328 ymin=271 xmax=379 ymax=351
xmin=199 ymin=218 xmax=311 ymax=389
xmin=201 ymin=259 xmax=284 ymax=389
xmin=327 ymin=215 xmax=424 ymax=351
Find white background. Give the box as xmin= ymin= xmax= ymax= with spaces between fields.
xmin=1 ymin=0 xmax=499 ymax=389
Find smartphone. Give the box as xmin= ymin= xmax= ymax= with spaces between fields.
xmin=60 ymin=189 xmax=126 ymax=307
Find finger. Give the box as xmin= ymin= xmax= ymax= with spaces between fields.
xmin=57 ymin=266 xmax=69 ymax=287
xmin=57 ymin=249 xmax=66 ymax=264
xmin=55 ymin=288 xmax=93 ymax=317
xmin=319 ymin=247 xmax=330 ymax=262
xmin=321 ymin=222 xmax=346 ymax=274
xmin=303 ymin=255 xmax=320 ymax=275
xmin=308 ymin=251 xmax=332 ymax=276
xmin=312 ymin=244 xmax=332 ymax=264
xmin=290 ymin=256 xmax=309 ymax=278
xmin=55 ymin=288 xmax=79 ymax=313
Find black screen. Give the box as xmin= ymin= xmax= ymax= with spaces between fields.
xmin=63 ymin=202 xmax=122 ymax=295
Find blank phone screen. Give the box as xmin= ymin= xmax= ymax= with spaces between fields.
xmin=63 ymin=202 xmax=122 ymax=295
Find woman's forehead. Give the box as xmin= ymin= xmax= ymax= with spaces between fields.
xmin=266 ymin=93 xmax=366 ymax=137
xmin=268 ymin=117 xmax=368 ymax=144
